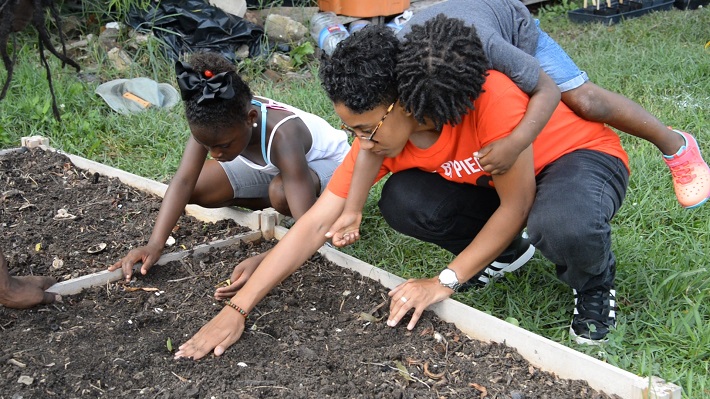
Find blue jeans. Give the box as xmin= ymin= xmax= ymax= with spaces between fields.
xmin=534 ymin=20 xmax=589 ymax=92
xmin=378 ymin=150 xmax=628 ymax=291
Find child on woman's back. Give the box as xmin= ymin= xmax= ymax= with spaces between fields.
xmin=327 ymin=0 xmax=710 ymax=253
xmin=111 ymin=52 xmax=350 ymax=291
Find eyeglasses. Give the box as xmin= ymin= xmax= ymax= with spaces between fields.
xmin=341 ymin=102 xmax=395 ymax=144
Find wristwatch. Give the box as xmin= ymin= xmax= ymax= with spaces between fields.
xmin=438 ymin=268 xmax=462 ymax=291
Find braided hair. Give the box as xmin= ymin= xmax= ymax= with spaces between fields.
xmin=397 ymin=14 xmax=489 ymax=130
xmin=183 ymin=52 xmax=252 ymax=129
xmin=318 ymin=25 xmax=399 ymax=114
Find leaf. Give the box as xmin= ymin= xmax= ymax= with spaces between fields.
xmin=505 ymin=317 xmax=520 ymax=327
xmin=166 ymin=337 xmax=173 ymax=352
xmin=394 ymin=360 xmax=414 ymax=381
xmin=358 ymin=312 xmax=381 ymax=322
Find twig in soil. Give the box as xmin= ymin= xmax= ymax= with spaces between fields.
xmin=89 ymin=383 xmax=105 ymax=393
xmin=167 ymin=274 xmax=209 ymax=283
xmin=238 ymin=382 xmax=290 ymax=391
xmin=171 ymin=371 xmax=189 ymax=382
xmin=250 ymin=309 xmax=277 ymax=328
xmin=7 ymin=358 xmax=26 ymax=368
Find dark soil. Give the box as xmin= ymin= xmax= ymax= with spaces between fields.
xmin=1 ymin=148 xmax=619 ymax=399
xmin=0 ymin=148 xmax=250 ymax=281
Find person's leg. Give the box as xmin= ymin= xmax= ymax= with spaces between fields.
xmin=267 ymin=158 xmax=336 ymax=216
xmin=268 ymin=170 xmax=320 ymax=217
xmin=378 ymin=169 xmax=500 ymax=254
xmin=527 ymin=149 xmax=629 ymax=344
xmin=534 ymin=23 xmax=680 ymax=154
xmin=377 ymin=169 xmax=534 ymax=286
xmin=535 ymin=22 xmax=710 ymax=209
xmin=0 ymin=249 xmax=59 ymax=309
xmin=192 ymin=158 xmax=273 ymax=210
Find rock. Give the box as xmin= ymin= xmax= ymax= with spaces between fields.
xmin=268 ymin=52 xmax=293 ymax=72
xmin=264 ymin=14 xmax=308 ymax=43
xmin=99 ymin=27 xmax=120 ymax=52
xmin=107 ymin=47 xmax=133 ymax=71
xmin=256 ymin=6 xmax=319 ymax=26
xmin=17 ymin=376 xmax=33 ymax=385
xmin=209 ymin=0 xmax=246 ymax=17
xmin=235 ymin=44 xmax=250 ymax=60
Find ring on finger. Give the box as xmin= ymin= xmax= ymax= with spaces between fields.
xmin=400 ymin=296 xmax=408 ymax=303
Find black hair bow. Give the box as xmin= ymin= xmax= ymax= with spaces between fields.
xmin=175 ymin=61 xmax=235 ymax=104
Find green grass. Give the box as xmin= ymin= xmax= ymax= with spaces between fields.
xmin=2 ymin=5 xmax=709 ymax=398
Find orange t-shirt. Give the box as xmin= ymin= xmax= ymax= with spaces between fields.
xmin=328 ymin=70 xmax=630 ymax=198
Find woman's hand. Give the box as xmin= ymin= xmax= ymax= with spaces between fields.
xmin=324 ymin=211 xmax=363 ymax=247
xmin=386 ymin=277 xmax=454 ymax=330
xmin=174 ymin=306 xmax=246 ymax=360
xmin=214 ymin=254 xmax=265 ymax=301
xmin=108 ymin=244 xmax=163 ymax=282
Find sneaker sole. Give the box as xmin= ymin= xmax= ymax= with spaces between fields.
xmin=485 ymin=243 xmax=536 ymax=278
xmin=569 ymin=326 xmax=608 ymax=346
xmin=685 ymin=195 xmax=709 ymax=209
xmin=477 ymin=244 xmax=536 ymax=285
xmin=673 ymin=131 xmax=710 ymax=209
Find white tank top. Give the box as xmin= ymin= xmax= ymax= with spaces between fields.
xmin=237 ymin=97 xmax=350 ymax=175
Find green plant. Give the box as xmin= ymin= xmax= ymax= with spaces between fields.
xmin=290 ymin=42 xmax=315 ymax=69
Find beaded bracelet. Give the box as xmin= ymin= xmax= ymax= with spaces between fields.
xmin=224 ymin=301 xmax=248 ymax=318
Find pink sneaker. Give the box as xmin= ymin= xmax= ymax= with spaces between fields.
xmin=663 ymin=130 xmax=710 ymax=209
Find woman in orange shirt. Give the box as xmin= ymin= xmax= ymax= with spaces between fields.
xmin=174 ymin=17 xmax=628 ymax=360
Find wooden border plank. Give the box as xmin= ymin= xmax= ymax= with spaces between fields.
xmin=45 ymin=231 xmax=261 ymax=296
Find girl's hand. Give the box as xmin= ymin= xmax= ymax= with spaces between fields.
xmin=324 ymin=211 xmax=363 ymax=247
xmin=474 ymin=137 xmax=523 ymax=175
xmin=174 ymin=306 xmax=245 ymax=360
xmin=214 ymin=255 xmax=263 ymax=300
xmin=386 ymin=277 xmax=454 ymax=330
xmin=108 ymin=244 xmax=163 ymax=282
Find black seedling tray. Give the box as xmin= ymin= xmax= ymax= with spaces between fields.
xmin=568 ymin=0 xmax=675 ymax=24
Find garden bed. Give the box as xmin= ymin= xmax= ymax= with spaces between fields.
xmin=1 ymin=141 xmax=681 ymax=398
xmin=0 ymin=147 xmax=251 ymax=281
xmin=1 ymin=240 xmax=619 ymax=399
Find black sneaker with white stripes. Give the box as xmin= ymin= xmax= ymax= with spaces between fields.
xmin=570 ymin=286 xmax=617 ymax=345
xmin=462 ymin=232 xmax=535 ymax=289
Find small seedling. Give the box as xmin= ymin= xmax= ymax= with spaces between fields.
xmin=290 ymin=42 xmax=314 ymax=69
xmin=166 ymin=337 xmax=173 ymax=352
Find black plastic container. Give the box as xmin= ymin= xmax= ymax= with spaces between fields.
xmin=674 ymin=0 xmax=709 ymax=9
xmin=568 ymin=0 xmax=675 ymax=24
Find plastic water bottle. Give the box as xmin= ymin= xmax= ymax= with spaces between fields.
xmin=386 ymin=10 xmax=413 ymax=34
xmin=310 ymin=12 xmax=350 ymax=56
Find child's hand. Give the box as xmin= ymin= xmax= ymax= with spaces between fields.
xmin=214 ymin=255 xmax=263 ymax=301
xmin=325 ymin=211 xmax=363 ymax=248
xmin=474 ymin=137 xmax=522 ymax=175
xmin=109 ymin=244 xmax=163 ymax=282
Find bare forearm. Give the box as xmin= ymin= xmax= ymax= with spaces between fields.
xmin=345 ymin=150 xmax=383 ymax=213
xmin=230 ymin=191 xmax=345 ymax=311
xmin=511 ymin=70 xmax=560 ymax=151
xmin=147 ymin=179 xmax=194 ymax=247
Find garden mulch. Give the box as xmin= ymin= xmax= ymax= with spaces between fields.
xmin=0 ymin=148 xmax=619 ymax=399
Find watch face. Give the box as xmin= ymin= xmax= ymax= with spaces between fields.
xmin=439 ymin=268 xmax=459 ymax=285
